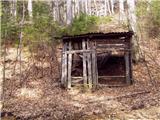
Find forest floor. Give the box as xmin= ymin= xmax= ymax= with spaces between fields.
xmin=1 ymin=36 xmax=160 ymax=120
xmin=1 ymin=17 xmax=160 ymax=119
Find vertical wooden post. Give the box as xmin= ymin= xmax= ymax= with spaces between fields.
xmin=64 ymin=42 xmax=68 ymax=87
xmin=94 ymin=41 xmax=98 ymax=86
xmin=61 ymin=42 xmax=67 ymax=87
xmin=67 ymin=41 xmax=72 ymax=88
xmin=129 ymin=38 xmax=133 ymax=84
xmin=86 ymin=40 xmax=92 ymax=88
xmin=92 ymin=42 xmax=98 ymax=88
xmin=129 ymin=52 xmax=133 ymax=83
xmin=125 ymin=52 xmax=131 ymax=84
xmin=82 ymin=40 xmax=87 ymax=85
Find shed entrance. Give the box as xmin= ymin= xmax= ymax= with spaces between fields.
xmin=61 ymin=32 xmax=133 ymax=89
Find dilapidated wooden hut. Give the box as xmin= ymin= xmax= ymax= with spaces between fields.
xmin=61 ymin=31 xmax=134 ymax=89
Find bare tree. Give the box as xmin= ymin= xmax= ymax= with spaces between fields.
xmin=19 ymin=0 xmax=25 ymax=86
xmin=107 ymin=0 xmax=111 ymax=15
xmin=67 ymin=0 xmax=72 ymax=25
xmin=110 ymin=0 xmax=114 ymax=14
xmin=10 ymin=0 xmax=17 ymax=19
xmin=147 ymin=0 xmax=151 ymax=11
xmin=104 ymin=0 xmax=107 ymax=16
xmin=55 ymin=0 xmax=60 ymax=22
xmin=94 ymin=0 xmax=98 ymax=16
xmin=84 ymin=0 xmax=88 ymax=14
xmin=119 ymin=0 xmax=125 ymax=22
xmin=127 ymin=0 xmax=139 ymax=61
xmin=88 ymin=0 xmax=92 ymax=15
xmin=28 ymin=0 xmax=32 ymax=19
xmin=75 ymin=0 xmax=79 ymax=16
xmin=127 ymin=0 xmax=137 ymax=32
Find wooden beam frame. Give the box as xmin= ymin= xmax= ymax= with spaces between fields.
xmin=61 ymin=33 xmax=133 ymax=89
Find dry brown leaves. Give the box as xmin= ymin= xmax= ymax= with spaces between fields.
xmin=1 ymin=39 xmax=160 ymax=120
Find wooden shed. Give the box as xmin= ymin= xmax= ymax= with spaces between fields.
xmin=61 ymin=31 xmax=134 ymax=89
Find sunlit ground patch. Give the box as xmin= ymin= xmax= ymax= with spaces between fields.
xmin=16 ymin=87 xmax=42 ymax=99
xmin=29 ymin=81 xmax=40 ymax=86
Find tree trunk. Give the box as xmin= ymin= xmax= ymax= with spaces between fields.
xmin=147 ymin=0 xmax=151 ymax=11
xmin=94 ymin=0 xmax=98 ymax=16
xmin=75 ymin=0 xmax=80 ymax=16
xmin=52 ymin=0 xmax=55 ymax=20
xmin=67 ymin=0 xmax=72 ymax=25
xmin=10 ymin=0 xmax=17 ymax=19
xmin=127 ymin=0 xmax=137 ymax=32
xmin=72 ymin=0 xmax=75 ymax=19
xmin=81 ymin=0 xmax=85 ymax=13
xmin=28 ymin=0 xmax=32 ymax=19
xmin=88 ymin=0 xmax=92 ymax=15
xmin=84 ymin=0 xmax=88 ymax=14
xmin=55 ymin=0 xmax=60 ymax=22
xmin=104 ymin=0 xmax=107 ymax=16
xmin=110 ymin=0 xmax=114 ymax=14
xmin=107 ymin=0 xmax=111 ymax=15
xmin=127 ymin=0 xmax=139 ymax=61
xmin=119 ymin=0 xmax=125 ymax=22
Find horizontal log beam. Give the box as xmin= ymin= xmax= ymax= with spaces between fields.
xmin=98 ymin=76 xmax=125 ymax=78
xmin=63 ymin=50 xmax=94 ymax=54
xmin=72 ymin=79 xmax=83 ymax=83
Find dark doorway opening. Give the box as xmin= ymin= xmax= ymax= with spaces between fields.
xmin=97 ymin=55 xmax=126 ymax=85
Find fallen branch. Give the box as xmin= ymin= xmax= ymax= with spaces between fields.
xmin=87 ymin=90 xmax=150 ymax=104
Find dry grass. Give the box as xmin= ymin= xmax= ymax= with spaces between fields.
xmin=1 ymin=38 xmax=160 ymax=119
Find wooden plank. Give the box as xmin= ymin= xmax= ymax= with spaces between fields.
xmin=129 ymin=38 xmax=133 ymax=83
xmin=125 ymin=52 xmax=131 ymax=84
xmin=95 ymin=49 xmax=98 ymax=86
xmin=129 ymin=52 xmax=133 ymax=83
xmin=96 ymin=48 xmax=130 ymax=51
xmin=67 ymin=41 xmax=72 ymax=89
xmin=98 ymin=76 xmax=125 ymax=78
xmin=87 ymin=40 xmax=92 ymax=88
xmin=63 ymin=49 xmax=94 ymax=54
xmin=72 ymin=79 xmax=83 ymax=83
xmin=98 ymin=84 xmax=126 ymax=87
xmin=64 ymin=42 xmax=68 ymax=88
xmin=61 ymin=42 xmax=67 ymax=86
xmin=62 ymin=48 xmax=130 ymax=55
xmin=92 ymin=46 xmax=97 ymax=88
xmin=82 ymin=40 xmax=87 ymax=85
xmin=61 ymin=43 xmax=65 ymax=85
xmin=72 ymin=77 xmax=83 ymax=79
xmin=93 ymin=41 xmax=98 ymax=87
xmin=97 ymin=44 xmax=126 ymax=48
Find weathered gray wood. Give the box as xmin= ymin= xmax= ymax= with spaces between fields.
xmin=129 ymin=52 xmax=133 ymax=82
xmin=64 ymin=42 xmax=68 ymax=88
xmin=98 ymin=84 xmax=126 ymax=87
xmin=72 ymin=77 xmax=83 ymax=79
xmin=125 ymin=52 xmax=131 ymax=84
xmin=95 ymin=49 xmax=98 ymax=86
xmin=61 ymin=43 xmax=65 ymax=85
xmin=82 ymin=40 xmax=87 ymax=85
xmin=98 ymin=76 xmax=125 ymax=78
xmin=92 ymin=46 xmax=97 ymax=88
xmin=96 ymin=47 xmax=125 ymax=50
xmin=62 ymin=48 xmax=130 ymax=54
xmin=93 ymin=41 xmax=98 ymax=86
xmin=61 ymin=42 xmax=67 ymax=86
xmin=67 ymin=41 xmax=72 ymax=88
xmin=71 ymin=79 xmax=83 ymax=83
xmin=87 ymin=40 xmax=92 ymax=88
xmin=97 ymin=44 xmax=126 ymax=48
xmin=129 ymin=38 xmax=133 ymax=83
xmin=63 ymin=49 xmax=94 ymax=54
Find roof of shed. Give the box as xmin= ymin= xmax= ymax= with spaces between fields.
xmin=62 ymin=31 xmax=134 ymax=41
